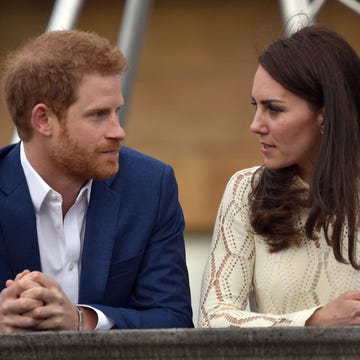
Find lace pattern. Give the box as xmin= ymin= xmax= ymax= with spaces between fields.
xmin=199 ymin=166 xmax=360 ymax=327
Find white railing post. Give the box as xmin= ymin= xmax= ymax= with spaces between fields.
xmin=117 ymin=0 xmax=153 ymax=127
xmin=279 ymin=0 xmax=359 ymax=36
xmin=46 ymin=0 xmax=84 ymax=31
xmin=11 ymin=0 xmax=85 ymax=143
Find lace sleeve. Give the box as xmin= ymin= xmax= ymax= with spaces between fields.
xmin=198 ymin=167 xmax=319 ymax=327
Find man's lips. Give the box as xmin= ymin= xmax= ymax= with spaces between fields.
xmin=98 ymin=145 xmax=121 ymax=153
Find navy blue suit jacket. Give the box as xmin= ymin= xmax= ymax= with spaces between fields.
xmin=0 ymin=143 xmax=193 ymax=328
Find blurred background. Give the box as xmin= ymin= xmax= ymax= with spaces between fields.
xmin=0 ymin=0 xmax=359 ymax=324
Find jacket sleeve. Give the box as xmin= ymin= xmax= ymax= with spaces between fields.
xmin=90 ymin=165 xmax=194 ymax=329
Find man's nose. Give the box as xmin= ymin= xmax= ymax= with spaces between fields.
xmin=107 ymin=114 xmax=126 ymax=140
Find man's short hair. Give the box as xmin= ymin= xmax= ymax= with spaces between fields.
xmin=2 ymin=30 xmax=128 ymax=141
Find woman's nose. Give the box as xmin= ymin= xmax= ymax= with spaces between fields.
xmin=250 ymin=111 xmax=268 ymax=134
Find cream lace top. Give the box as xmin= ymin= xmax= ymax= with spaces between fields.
xmin=199 ymin=166 xmax=360 ymax=327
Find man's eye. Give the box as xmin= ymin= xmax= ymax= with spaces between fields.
xmin=93 ymin=110 xmax=108 ymax=118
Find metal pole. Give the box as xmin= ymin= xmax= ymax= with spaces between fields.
xmin=11 ymin=0 xmax=84 ymax=143
xmin=46 ymin=0 xmax=84 ymax=31
xmin=278 ymin=0 xmax=360 ymax=35
xmin=279 ymin=0 xmax=314 ymax=36
xmin=337 ymin=0 xmax=360 ymax=14
xmin=279 ymin=0 xmax=360 ymax=37
xmin=117 ymin=0 xmax=153 ymax=127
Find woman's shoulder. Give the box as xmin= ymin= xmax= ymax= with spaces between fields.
xmin=227 ymin=165 xmax=262 ymax=186
xmin=222 ymin=165 xmax=263 ymax=201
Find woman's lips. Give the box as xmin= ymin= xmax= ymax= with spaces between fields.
xmin=260 ymin=142 xmax=276 ymax=154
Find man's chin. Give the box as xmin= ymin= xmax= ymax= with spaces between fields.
xmin=93 ymin=165 xmax=119 ymax=180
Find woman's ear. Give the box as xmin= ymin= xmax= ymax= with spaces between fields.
xmin=31 ymin=103 xmax=56 ymax=136
xmin=318 ymin=107 xmax=324 ymax=135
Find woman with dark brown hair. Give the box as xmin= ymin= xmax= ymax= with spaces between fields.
xmin=199 ymin=25 xmax=360 ymax=327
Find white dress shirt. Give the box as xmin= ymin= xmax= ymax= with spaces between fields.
xmin=20 ymin=142 xmax=113 ymax=330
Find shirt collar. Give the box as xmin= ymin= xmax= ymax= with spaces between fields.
xmin=20 ymin=142 xmax=92 ymax=213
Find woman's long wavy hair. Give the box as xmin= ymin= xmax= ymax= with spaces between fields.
xmin=249 ymin=25 xmax=360 ymax=269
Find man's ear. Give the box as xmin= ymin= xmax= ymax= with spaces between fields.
xmin=31 ymin=103 xmax=56 ymax=136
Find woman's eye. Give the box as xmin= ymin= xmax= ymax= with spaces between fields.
xmin=268 ymin=105 xmax=282 ymax=114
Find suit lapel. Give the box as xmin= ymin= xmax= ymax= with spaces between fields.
xmin=1 ymin=187 xmax=41 ymax=274
xmin=79 ymin=179 xmax=120 ymax=303
xmin=0 ymin=144 xmax=41 ymax=275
